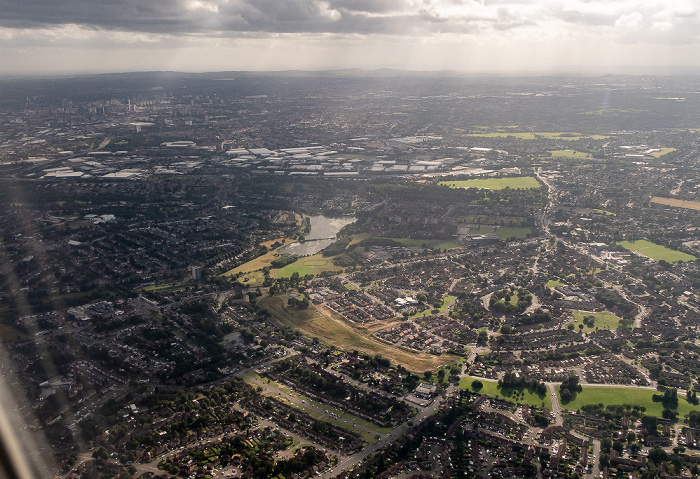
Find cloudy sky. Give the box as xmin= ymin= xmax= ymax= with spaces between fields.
xmin=2 ymin=0 xmax=699 ymax=75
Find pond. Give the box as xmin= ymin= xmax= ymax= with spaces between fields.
xmin=279 ymin=215 xmax=356 ymax=256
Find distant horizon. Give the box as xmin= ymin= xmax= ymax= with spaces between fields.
xmin=5 ymin=66 xmax=700 ymax=80
xmin=3 ymin=1 xmax=699 ymax=77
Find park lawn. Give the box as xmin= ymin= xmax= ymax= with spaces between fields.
xmin=651 ymin=197 xmax=700 ymax=211
xmin=558 ymin=386 xmax=697 ymax=418
xmin=380 ymin=237 xmax=462 ymax=250
xmin=0 ymin=323 xmax=32 ymax=342
xmin=412 ymin=294 xmax=457 ymax=318
xmin=495 ymin=227 xmax=530 ymax=240
xmin=466 ymin=132 xmax=536 ymax=139
xmin=650 ymin=147 xmax=677 ymax=157
xmin=440 ymin=177 xmax=541 ymax=190
xmin=618 ymin=240 xmax=696 ymax=263
xmin=259 ymin=295 xmax=456 ymax=372
xmin=595 ymin=209 xmax=616 ymax=216
xmin=239 ymin=271 xmax=265 ymax=287
xmin=143 ymin=281 xmax=188 ymax=292
xmin=571 ymin=311 xmax=621 ymax=332
xmin=466 ymin=226 xmax=496 ymax=235
xmin=459 ymin=377 xmax=552 ymax=409
xmin=546 ymin=279 xmax=564 ymax=288
xmin=223 ymin=248 xmax=282 ymax=276
xmin=274 ymin=254 xmax=344 ymax=279
xmin=548 ymin=150 xmax=591 ymax=159
xmin=246 ymin=375 xmax=384 ymax=442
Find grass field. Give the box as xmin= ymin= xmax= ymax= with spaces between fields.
xmin=259 ymin=295 xmax=456 ymax=372
xmin=459 ymin=377 xmax=552 ymax=409
xmin=275 ymin=253 xmax=344 ymax=278
xmin=546 ymin=279 xmax=564 ymax=288
xmin=652 ymin=196 xmax=700 ymax=211
xmin=570 ymin=311 xmax=621 ymax=332
xmin=595 ymin=209 xmax=616 ymax=216
xmin=241 ymin=371 xmax=387 ymax=441
xmin=440 ymin=177 xmax=541 ymax=190
xmin=0 ymin=324 xmax=32 ymax=342
xmin=618 ymin=239 xmax=696 ymax=263
xmin=548 ymin=150 xmax=592 ymax=158
xmin=650 ymin=148 xmax=677 ymax=157
xmin=239 ymin=271 xmax=265 ymax=287
xmin=377 ymin=237 xmax=462 ymax=250
xmin=494 ymin=227 xmax=531 ymax=240
xmin=466 ymin=132 xmax=608 ymax=141
xmin=411 ymin=294 xmax=457 ymax=318
xmin=558 ymin=386 xmax=697 ymax=418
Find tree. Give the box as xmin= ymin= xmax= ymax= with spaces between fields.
xmin=471 ymin=380 xmax=483 ymax=391
xmin=627 ymin=431 xmax=636 ymax=444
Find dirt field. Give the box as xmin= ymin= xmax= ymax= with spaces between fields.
xmin=651 ymin=196 xmax=700 ymax=211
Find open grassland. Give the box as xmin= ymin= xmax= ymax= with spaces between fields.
xmin=259 ymin=295 xmax=456 ymax=372
xmin=494 ymin=227 xmax=531 ymax=240
xmin=440 ymin=177 xmax=541 ymax=190
xmin=571 ymin=311 xmax=621 ymax=332
xmin=618 ymin=240 xmax=696 ymax=263
xmin=548 ymin=150 xmax=592 ymax=158
xmin=558 ymin=386 xmax=696 ymax=418
xmin=459 ymin=377 xmax=552 ymax=409
xmin=650 ymin=147 xmax=677 ymax=157
xmin=652 ymin=196 xmax=700 ymax=211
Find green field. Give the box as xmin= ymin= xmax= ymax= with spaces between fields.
xmin=595 ymin=209 xmax=616 ymax=216
xmin=466 ymin=132 xmax=608 ymax=141
xmin=548 ymin=150 xmax=592 ymax=158
xmin=378 ymin=237 xmax=462 ymax=250
xmin=495 ymin=227 xmax=531 ymax=240
xmin=440 ymin=177 xmax=541 ymax=190
xmin=277 ymin=264 xmax=317 ymax=278
xmin=459 ymin=377 xmax=552 ymax=409
xmin=239 ymin=271 xmax=265 ymax=287
xmin=558 ymin=386 xmax=698 ymax=418
xmin=570 ymin=311 xmax=621 ymax=332
xmin=411 ymin=294 xmax=457 ymax=318
xmin=618 ymin=240 xmax=696 ymax=263
xmin=546 ymin=279 xmax=564 ymax=288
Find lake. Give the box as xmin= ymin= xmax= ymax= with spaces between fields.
xmin=279 ymin=215 xmax=356 ymax=256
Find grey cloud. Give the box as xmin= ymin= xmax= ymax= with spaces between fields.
xmin=0 ymin=0 xmax=507 ymax=35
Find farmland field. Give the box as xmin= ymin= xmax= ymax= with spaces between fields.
xmin=259 ymin=295 xmax=456 ymax=372
xmin=558 ymin=386 xmax=696 ymax=418
xmin=651 ymin=196 xmax=700 ymax=211
xmin=440 ymin=177 xmax=541 ymax=190
xmin=618 ymin=239 xmax=696 ymax=263
xmin=459 ymin=377 xmax=552 ymax=409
